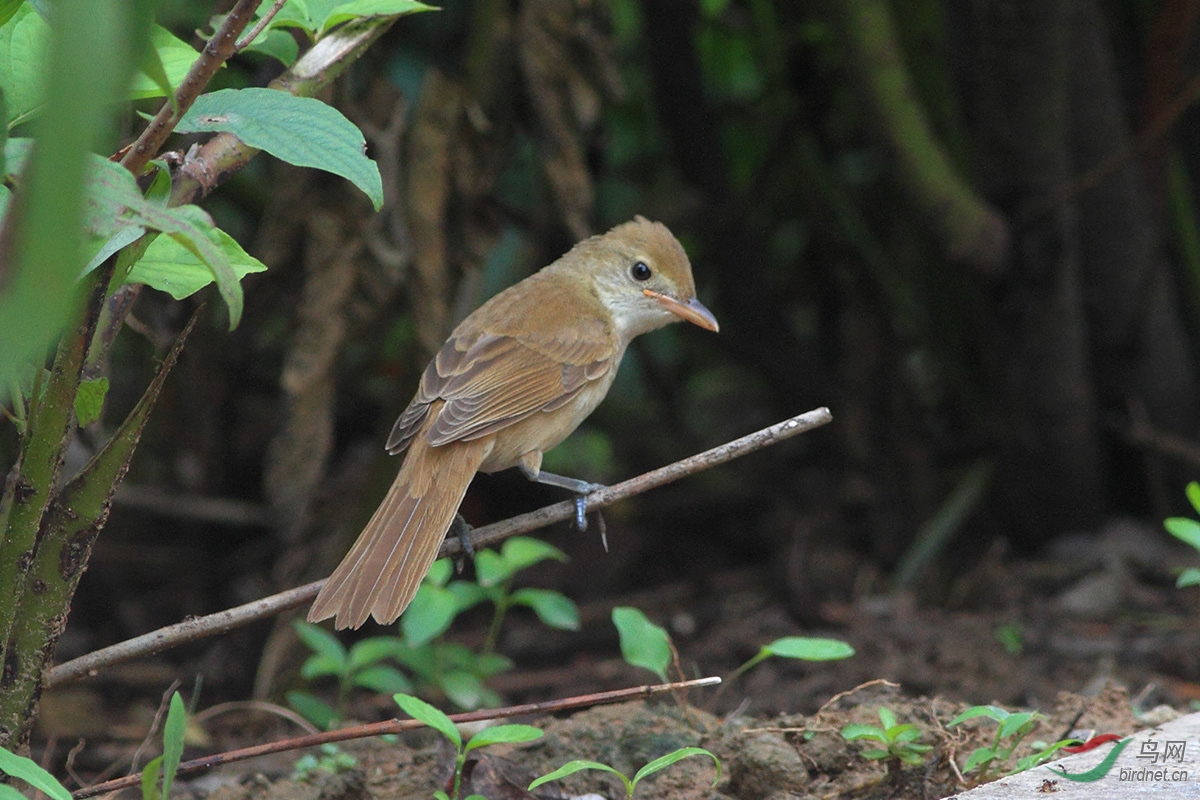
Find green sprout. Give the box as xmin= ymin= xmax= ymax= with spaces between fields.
xmin=529 ymin=748 xmax=721 ymax=799
xmin=1165 ymin=481 xmax=1200 ymax=588
xmin=841 ymin=707 xmax=933 ymax=767
xmin=393 ymin=693 xmax=542 ymax=800
xmin=949 ymin=706 xmax=1073 ymax=781
xmin=291 ymin=743 xmax=358 ymax=781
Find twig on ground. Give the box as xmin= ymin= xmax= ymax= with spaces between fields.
xmin=47 ymin=407 xmax=832 ymax=688
xmin=70 ymin=676 xmax=721 ymax=798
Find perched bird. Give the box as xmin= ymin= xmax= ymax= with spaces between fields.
xmin=308 ymin=217 xmax=718 ymax=629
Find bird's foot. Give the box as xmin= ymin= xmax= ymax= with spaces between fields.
xmin=449 ymin=513 xmax=474 ymax=573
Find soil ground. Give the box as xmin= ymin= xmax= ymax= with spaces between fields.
xmin=30 ymin=516 xmax=1200 ymax=800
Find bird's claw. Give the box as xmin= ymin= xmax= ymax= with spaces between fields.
xmin=450 ymin=514 xmax=474 ymax=573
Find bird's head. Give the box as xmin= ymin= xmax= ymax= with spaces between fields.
xmin=578 ymin=216 xmax=719 ymax=341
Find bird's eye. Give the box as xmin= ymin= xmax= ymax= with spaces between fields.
xmin=630 ymin=261 xmax=652 ymax=281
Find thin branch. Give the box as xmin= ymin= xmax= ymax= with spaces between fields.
xmin=71 ymin=676 xmax=721 ymax=798
xmin=119 ymin=0 xmax=263 ymax=176
xmin=235 ymin=0 xmax=287 ymax=52
xmin=46 ymin=407 xmax=832 ymax=687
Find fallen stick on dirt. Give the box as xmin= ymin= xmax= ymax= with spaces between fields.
xmin=48 ymin=407 xmax=832 ymax=688
xmin=70 ymin=676 xmax=722 ymax=798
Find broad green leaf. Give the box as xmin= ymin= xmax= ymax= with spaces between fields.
xmin=0 ymin=746 xmax=72 ymax=800
xmin=401 ymin=583 xmax=458 ymax=647
xmin=764 ymin=636 xmax=855 ymax=661
xmin=997 ymin=711 xmax=1038 ymax=739
xmin=352 ymin=664 xmax=412 ymax=694
xmin=1 ymin=786 xmax=30 ymax=800
xmin=161 ymin=692 xmax=187 ymax=800
xmin=300 ymin=652 xmax=345 ymax=679
xmin=425 ymin=558 xmax=454 ymax=586
xmin=0 ymin=1 xmax=21 ymax=29
xmin=463 ymin=724 xmax=543 ymax=754
xmin=439 ymin=670 xmax=494 ymax=710
xmin=293 ymin=620 xmax=348 ymax=662
xmin=1186 ymin=481 xmax=1200 ymax=515
xmin=1165 ymin=517 xmax=1200 ymax=551
xmin=612 ymin=606 xmax=670 ymax=681
xmin=393 ymin=693 xmax=460 ymax=748
xmin=500 ymin=536 xmax=567 ymax=573
xmin=528 ymin=760 xmax=628 ymax=794
xmin=473 ymin=548 xmax=509 ymax=587
xmin=841 ymin=724 xmax=886 ymax=741
xmin=130 ymin=27 xmax=200 ymax=100
xmin=962 ymin=747 xmax=994 ymax=773
xmin=127 ymin=225 xmax=266 ymax=300
xmin=74 ymin=377 xmax=109 ymax=426
xmin=469 ymin=652 xmax=513 ymax=678
xmin=266 ymin=0 xmax=315 ymax=31
xmin=632 ymin=747 xmax=720 ymax=787
xmin=321 ymin=0 xmax=437 ymax=32
xmin=949 ymin=705 xmax=1007 ymax=726
xmin=0 ymin=5 xmax=49 ymax=127
xmin=447 ymin=579 xmax=487 ymax=612
xmin=175 ymin=88 xmax=383 ymax=210
xmin=286 ymin=690 xmax=340 ymax=729
xmin=511 ymin=588 xmax=579 ymax=630
xmin=242 ymin=27 xmax=300 ymax=66
xmin=347 ymin=635 xmax=406 ymax=670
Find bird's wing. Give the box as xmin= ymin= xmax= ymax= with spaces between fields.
xmin=385 ymin=318 xmax=616 ymax=454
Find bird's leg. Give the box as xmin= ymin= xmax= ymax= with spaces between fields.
xmin=449 ymin=513 xmax=474 ymax=573
xmin=517 ymin=453 xmax=605 ymax=532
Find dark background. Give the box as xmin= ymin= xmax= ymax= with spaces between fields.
xmin=24 ymin=0 xmax=1200 ymax=711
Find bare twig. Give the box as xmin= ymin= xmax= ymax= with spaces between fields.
xmin=120 ymin=0 xmax=263 ymax=176
xmin=71 ymin=676 xmax=721 ymax=798
xmin=235 ymin=0 xmax=287 ymax=52
xmin=47 ymin=407 xmax=832 ymax=687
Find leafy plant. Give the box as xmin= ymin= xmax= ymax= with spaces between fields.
xmin=287 ymin=620 xmax=413 ymax=728
xmin=724 ymin=636 xmax=856 ymax=686
xmin=948 ymin=706 xmax=1073 ymax=780
xmin=393 ymin=692 xmax=542 ymax=800
xmin=0 ymin=744 xmax=72 ymax=800
xmin=291 ymin=743 xmax=358 ymax=781
xmin=841 ymin=707 xmax=933 ymax=766
xmin=140 ymin=691 xmax=188 ymax=800
xmin=1164 ymin=481 xmax=1200 ymax=587
xmin=529 ymin=748 xmax=721 ymax=799
xmin=473 ymin=537 xmax=580 ymax=653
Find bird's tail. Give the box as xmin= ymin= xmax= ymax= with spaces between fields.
xmin=308 ymin=436 xmax=488 ymax=629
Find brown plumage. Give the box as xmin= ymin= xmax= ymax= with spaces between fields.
xmin=308 ymin=217 xmax=718 ymax=629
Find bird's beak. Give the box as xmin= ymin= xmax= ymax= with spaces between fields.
xmin=644 ymin=289 xmax=720 ymax=332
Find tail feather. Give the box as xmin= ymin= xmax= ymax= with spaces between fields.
xmin=308 ymin=436 xmax=487 ymax=629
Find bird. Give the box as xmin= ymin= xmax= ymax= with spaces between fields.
xmin=308 ymin=217 xmax=718 ymax=629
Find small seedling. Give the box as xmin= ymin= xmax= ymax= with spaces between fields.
xmin=529 ymin=747 xmax=721 ymax=799
xmin=393 ymin=692 xmax=542 ymax=800
xmin=1165 ymin=481 xmax=1200 ymax=587
xmin=291 ymin=743 xmax=358 ymax=781
xmin=842 ymin=707 xmax=933 ymax=766
xmin=949 ymin=706 xmax=1073 ymax=781
xmin=612 ymin=606 xmax=673 ymax=680
xmin=472 ymin=537 xmax=580 ymax=654
xmin=724 ymin=636 xmax=855 ymax=687
xmin=140 ymin=691 xmax=188 ymax=800
xmin=288 ymin=620 xmax=413 ymax=727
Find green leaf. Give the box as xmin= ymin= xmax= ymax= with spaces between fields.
xmin=468 ymin=652 xmax=513 ymax=678
xmin=351 ymin=664 xmax=412 ymax=694
xmin=1 ymin=786 xmax=31 ymax=800
xmin=161 ymin=692 xmax=187 ymax=800
xmin=447 ymin=579 xmax=487 ymax=612
xmin=0 ymin=6 xmax=50 ymax=127
xmin=500 ymin=536 xmax=567 ymax=573
xmin=425 ymin=558 xmax=454 ymax=586
xmin=293 ymin=620 xmax=348 ymax=663
xmin=242 ymin=27 xmax=300 ymax=66
xmin=401 ymin=583 xmax=458 ymax=647
xmin=463 ymin=724 xmax=543 ymax=754
xmin=764 ymin=636 xmax=855 ymax=661
xmin=1165 ymin=517 xmax=1200 ymax=552
xmin=841 ymin=724 xmax=886 ymax=742
xmin=439 ymin=670 xmax=493 ymax=710
xmin=0 ymin=0 xmax=21 ymax=29
xmin=175 ymin=88 xmax=383 ymax=210
xmin=861 ymin=748 xmax=889 ymax=760
xmin=473 ymin=548 xmax=509 ymax=587
xmin=529 ymin=760 xmax=629 ymax=794
xmin=321 ymin=0 xmax=437 ymax=32
xmin=1186 ymin=481 xmax=1200 ymax=516
xmin=962 ymin=747 xmax=995 ymax=773
xmin=74 ymin=377 xmax=109 ymax=426
xmin=393 ymin=693 xmax=460 ymax=749
xmin=286 ymin=690 xmax=340 ymax=729
xmin=612 ymin=607 xmax=671 ymax=680
xmin=511 ymin=588 xmax=579 ymax=630
xmin=997 ymin=711 xmax=1038 ymax=739
xmin=631 ymin=747 xmax=721 ymax=788
xmin=0 ymin=746 xmax=72 ymax=800
xmin=1177 ymin=567 xmax=1200 ymax=588
xmin=300 ymin=652 xmax=346 ymax=680
xmin=877 ymin=707 xmax=897 ymax=730
xmin=141 ymin=755 xmax=163 ymax=800
xmin=949 ymin=705 xmax=1007 ymax=726
xmin=347 ymin=635 xmax=406 ymax=670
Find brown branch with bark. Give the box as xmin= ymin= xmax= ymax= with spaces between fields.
xmin=47 ymin=407 xmax=832 ymax=688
